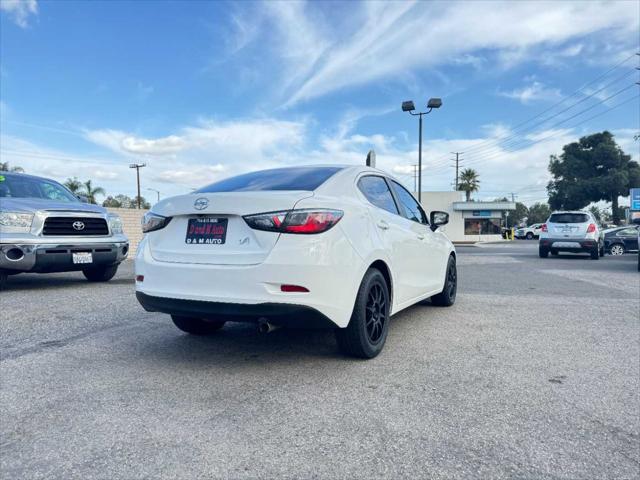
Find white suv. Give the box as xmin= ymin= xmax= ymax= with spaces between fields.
xmin=538 ymin=211 xmax=604 ymax=259
xmin=515 ymin=223 xmax=544 ymax=240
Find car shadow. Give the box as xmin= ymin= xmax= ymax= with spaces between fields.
xmin=136 ymin=320 xmax=350 ymax=366
xmin=135 ymin=301 xmax=438 ymax=366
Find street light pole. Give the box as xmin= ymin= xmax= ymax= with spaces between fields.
xmin=402 ymin=98 xmax=442 ymax=203
xmin=147 ymin=188 xmax=160 ymax=203
xmin=418 ymin=114 xmax=422 ymax=200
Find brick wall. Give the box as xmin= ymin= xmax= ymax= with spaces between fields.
xmin=107 ymin=207 xmax=148 ymax=254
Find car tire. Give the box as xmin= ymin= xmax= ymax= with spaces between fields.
xmin=431 ymin=255 xmax=457 ymax=307
xmin=551 ymin=250 xmax=558 ymax=256
xmin=526 ymin=232 xmax=534 ymax=240
xmin=0 ymin=271 xmax=7 ymax=291
xmin=82 ymin=264 xmax=119 ymax=282
xmin=590 ymin=246 xmax=600 ymax=260
xmin=539 ymin=246 xmax=549 ymax=258
xmin=599 ymin=244 xmax=605 ymax=257
xmin=336 ymin=268 xmax=390 ymax=359
xmin=171 ymin=315 xmax=226 ymax=335
xmin=609 ymin=244 xmax=625 ymax=256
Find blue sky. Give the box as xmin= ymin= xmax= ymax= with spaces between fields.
xmin=1 ymin=0 xmax=639 ymax=205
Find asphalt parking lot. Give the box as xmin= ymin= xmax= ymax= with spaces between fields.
xmin=1 ymin=241 xmax=638 ymax=479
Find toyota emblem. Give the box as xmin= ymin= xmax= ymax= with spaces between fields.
xmin=72 ymin=221 xmax=85 ymax=231
xmin=194 ymin=198 xmax=209 ymax=210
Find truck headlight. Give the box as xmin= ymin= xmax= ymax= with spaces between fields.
xmin=108 ymin=214 xmax=124 ymax=234
xmin=142 ymin=212 xmax=171 ymax=233
xmin=0 ymin=211 xmax=34 ymax=233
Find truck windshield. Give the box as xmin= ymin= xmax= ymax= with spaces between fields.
xmin=0 ymin=174 xmax=78 ymax=202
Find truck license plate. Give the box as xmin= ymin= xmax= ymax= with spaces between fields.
xmin=72 ymin=252 xmax=93 ymax=264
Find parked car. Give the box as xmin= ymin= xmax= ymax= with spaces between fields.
xmin=135 ymin=165 xmax=457 ymax=358
xmin=538 ymin=211 xmax=604 ymax=259
xmin=0 ymin=172 xmax=129 ymax=289
xmin=515 ymin=223 xmax=544 ymax=239
xmin=603 ymin=225 xmax=639 ymax=255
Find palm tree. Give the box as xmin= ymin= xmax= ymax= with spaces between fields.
xmin=81 ymin=179 xmax=106 ymax=205
xmin=458 ymin=168 xmax=480 ymax=201
xmin=64 ymin=177 xmax=83 ymax=194
xmin=0 ymin=162 xmax=24 ymax=173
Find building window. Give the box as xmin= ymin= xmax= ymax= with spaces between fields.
xmin=464 ymin=218 xmax=501 ymax=235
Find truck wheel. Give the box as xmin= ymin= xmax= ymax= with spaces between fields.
xmin=0 ymin=271 xmax=7 ymax=291
xmin=336 ymin=268 xmax=389 ymax=359
xmin=431 ymin=255 xmax=457 ymax=307
xmin=82 ymin=264 xmax=119 ymax=282
xmin=171 ymin=315 xmax=225 ymax=335
xmin=539 ymin=246 xmax=549 ymax=258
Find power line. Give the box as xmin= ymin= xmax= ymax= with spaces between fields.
xmin=411 ymin=52 xmax=639 ymax=172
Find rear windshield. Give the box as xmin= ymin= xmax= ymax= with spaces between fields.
xmin=196 ymin=166 xmax=343 ymax=193
xmin=549 ymin=213 xmax=589 ymax=224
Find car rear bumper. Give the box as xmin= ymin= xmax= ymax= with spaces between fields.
xmin=0 ymin=242 xmax=129 ymax=273
xmin=134 ymin=234 xmax=364 ymax=328
xmin=540 ymin=238 xmax=598 ymax=252
xmin=136 ymin=291 xmax=337 ymax=328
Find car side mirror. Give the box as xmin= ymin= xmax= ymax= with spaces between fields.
xmin=76 ymin=194 xmax=89 ymax=203
xmin=430 ymin=211 xmax=449 ymax=231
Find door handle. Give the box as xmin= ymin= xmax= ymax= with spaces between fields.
xmin=377 ymin=220 xmax=390 ymax=230
xmin=417 ymin=234 xmax=425 ymax=240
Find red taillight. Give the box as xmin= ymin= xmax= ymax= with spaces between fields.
xmin=586 ymin=223 xmax=596 ymax=233
xmin=280 ymin=284 xmax=309 ymax=292
xmin=541 ymin=223 xmax=547 ymax=232
xmin=244 ymin=209 xmax=343 ymax=234
xmin=136 ymin=275 xmax=144 ymax=282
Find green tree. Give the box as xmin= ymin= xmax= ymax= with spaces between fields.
xmin=547 ymin=131 xmax=640 ymax=225
xmin=0 ymin=162 xmax=24 ymax=172
xmin=81 ymin=179 xmax=106 ymax=205
xmin=458 ymin=168 xmax=480 ymax=201
xmin=527 ymin=202 xmax=551 ymax=224
xmin=64 ymin=177 xmax=83 ymax=194
xmin=588 ymin=205 xmax=603 ymax=224
xmin=133 ymin=196 xmax=151 ymax=209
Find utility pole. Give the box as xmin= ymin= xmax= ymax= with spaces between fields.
xmin=509 ymin=192 xmax=517 ymax=202
xmin=413 ymin=164 xmax=418 ymax=193
xmin=451 ymin=152 xmax=463 ymax=190
xmin=129 ymin=163 xmax=146 ymax=209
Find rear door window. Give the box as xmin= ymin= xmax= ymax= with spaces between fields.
xmin=389 ymin=180 xmax=427 ymax=224
xmin=357 ymin=176 xmax=398 ymax=215
xmin=548 ymin=213 xmax=589 ymax=224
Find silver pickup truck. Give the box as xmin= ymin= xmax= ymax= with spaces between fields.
xmin=0 ymin=172 xmax=129 ymax=290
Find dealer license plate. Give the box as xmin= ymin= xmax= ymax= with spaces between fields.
xmin=185 ymin=217 xmax=228 ymax=245
xmin=72 ymin=252 xmax=93 ymax=264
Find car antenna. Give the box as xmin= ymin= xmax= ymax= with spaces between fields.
xmin=366 ymin=149 xmax=376 ymax=168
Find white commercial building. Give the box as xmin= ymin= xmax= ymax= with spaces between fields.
xmin=418 ymin=191 xmax=516 ymax=243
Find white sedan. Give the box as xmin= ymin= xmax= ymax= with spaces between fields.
xmin=135 ymin=165 xmax=457 ymax=358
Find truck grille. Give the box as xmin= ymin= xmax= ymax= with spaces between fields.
xmin=42 ymin=217 xmax=109 ymax=236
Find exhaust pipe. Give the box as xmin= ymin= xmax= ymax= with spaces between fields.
xmin=257 ymin=318 xmax=281 ymax=334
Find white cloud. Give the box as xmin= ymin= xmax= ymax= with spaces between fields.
xmin=237 ymin=0 xmax=638 ymax=105
xmin=498 ymin=81 xmax=562 ymax=104
xmin=0 ymin=0 xmax=38 ymax=28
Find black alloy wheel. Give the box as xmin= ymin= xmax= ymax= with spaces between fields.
xmin=365 ymin=282 xmax=387 ymax=344
xmin=431 ymin=255 xmax=457 ymax=307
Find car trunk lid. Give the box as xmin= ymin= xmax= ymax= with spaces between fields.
xmin=148 ymin=191 xmax=313 ymax=265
